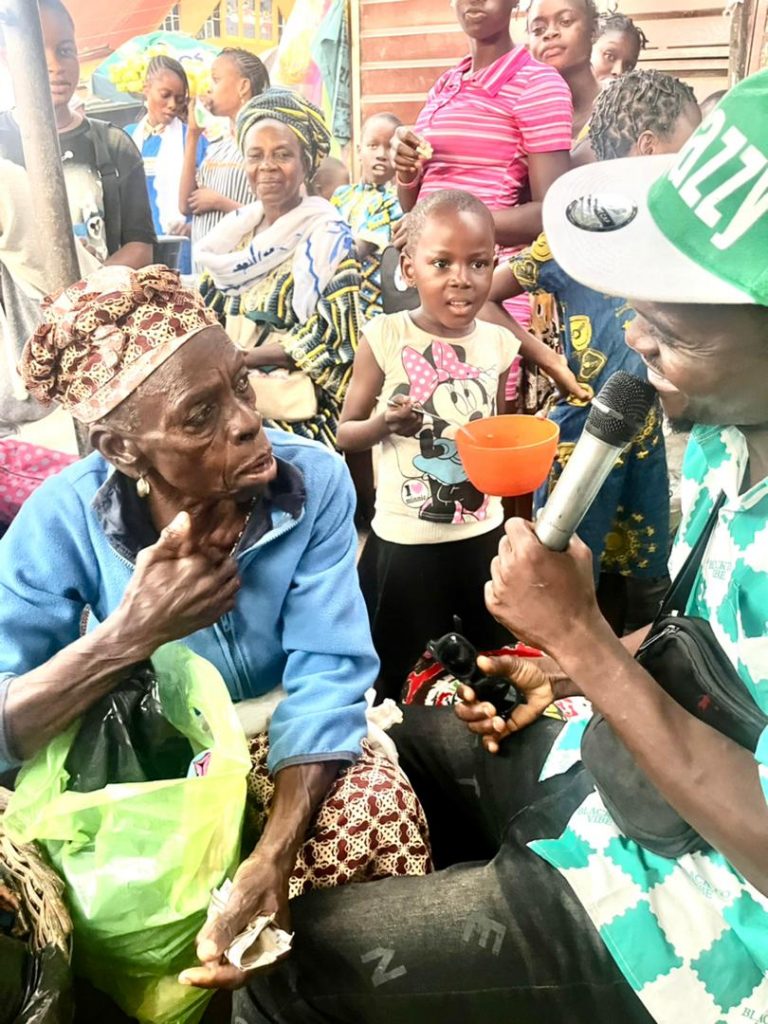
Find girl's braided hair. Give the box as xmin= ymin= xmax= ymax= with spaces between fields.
xmin=597 ymin=12 xmax=649 ymax=54
xmin=589 ymin=68 xmax=697 ymax=161
xmin=219 ymin=47 xmax=270 ymax=99
xmin=145 ymin=55 xmax=190 ymax=96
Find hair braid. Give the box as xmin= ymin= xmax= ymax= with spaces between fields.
xmin=145 ymin=55 xmax=190 ymax=99
xmin=597 ymin=12 xmax=649 ymax=53
xmin=219 ymin=48 xmax=270 ymax=100
xmin=589 ymin=68 xmax=697 ymax=161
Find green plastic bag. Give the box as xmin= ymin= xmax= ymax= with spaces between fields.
xmin=4 ymin=644 xmax=250 ymax=1024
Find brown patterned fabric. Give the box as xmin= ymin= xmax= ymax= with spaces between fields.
xmin=246 ymin=735 xmax=432 ymax=897
xmin=19 ymin=264 xmax=220 ymax=424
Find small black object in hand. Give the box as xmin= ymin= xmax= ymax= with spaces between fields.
xmin=426 ymin=618 xmax=521 ymax=719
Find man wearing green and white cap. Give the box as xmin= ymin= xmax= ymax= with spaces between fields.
xmin=237 ymin=73 xmax=768 ymax=1024
xmin=507 ymin=67 xmax=768 ymax=1024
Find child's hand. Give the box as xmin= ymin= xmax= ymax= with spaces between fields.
xmin=545 ymin=355 xmax=591 ymax=403
xmin=385 ymin=396 xmax=423 ymax=436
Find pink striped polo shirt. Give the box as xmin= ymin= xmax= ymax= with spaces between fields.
xmin=414 ymin=45 xmax=572 ymax=215
xmin=414 ymin=45 xmax=571 ymax=362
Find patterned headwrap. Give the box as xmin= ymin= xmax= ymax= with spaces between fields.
xmin=20 ymin=264 xmax=220 ymax=424
xmin=236 ymin=87 xmax=332 ymax=176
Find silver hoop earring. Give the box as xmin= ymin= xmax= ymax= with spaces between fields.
xmin=136 ymin=475 xmax=151 ymax=499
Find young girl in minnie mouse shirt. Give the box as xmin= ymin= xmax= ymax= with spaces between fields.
xmin=338 ymin=190 xmax=521 ymax=699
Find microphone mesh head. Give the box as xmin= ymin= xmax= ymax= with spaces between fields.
xmin=585 ymin=371 xmax=657 ymax=446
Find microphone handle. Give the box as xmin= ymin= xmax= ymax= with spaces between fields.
xmin=534 ymin=432 xmax=627 ymax=552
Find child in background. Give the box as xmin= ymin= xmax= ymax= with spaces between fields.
xmin=310 ymin=156 xmax=350 ymax=200
xmin=524 ymin=0 xmax=601 ymax=414
xmin=180 ymin=48 xmax=269 ymax=270
xmin=483 ymin=69 xmax=701 ymax=632
xmin=591 ymin=12 xmax=648 ymax=87
xmin=527 ymin=0 xmax=600 ymax=143
xmin=126 ymin=56 xmax=207 ymax=274
xmin=338 ymin=191 xmax=518 ymax=699
xmin=332 ymin=113 xmax=403 ymax=321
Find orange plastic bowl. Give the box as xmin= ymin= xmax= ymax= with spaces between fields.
xmin=456 ymin=415 xmax=560 ymax=497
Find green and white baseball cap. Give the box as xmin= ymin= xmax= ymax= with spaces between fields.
xmin=543 ymin=69 xmax=768 ymax=305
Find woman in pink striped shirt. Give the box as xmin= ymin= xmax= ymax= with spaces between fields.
xmin=392 ymin=0 xmax=573 ymax=282
xmin=391 ymin=0 xmax=574 ymax=414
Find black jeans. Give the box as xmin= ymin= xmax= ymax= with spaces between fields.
xmin=234 ymin=709 xmax=653 ymax=1024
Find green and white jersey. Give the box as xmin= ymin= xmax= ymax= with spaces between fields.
xmin=531 ymin=424 xmax=768 ymax=1024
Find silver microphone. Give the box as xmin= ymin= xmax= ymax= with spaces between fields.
xmin=534 ymin=371 xmax=657 ymax=552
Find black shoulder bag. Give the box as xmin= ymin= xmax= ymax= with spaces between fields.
xmin=581 ymin=493 xmax=768 ymax=858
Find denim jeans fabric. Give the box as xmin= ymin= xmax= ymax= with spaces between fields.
xmin=234 ymin=708 xmax=654 ymax=1024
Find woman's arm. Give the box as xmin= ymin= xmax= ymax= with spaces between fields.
xmin=488 ymin=263 xmax=524 ymax=303
xmin=105 ymin=241 xmax=153 ymax=269
xmin=179 ymin=114 xmax=205 ymax=216
xmin=181 ymin=759 xmax=341 ymax=989
xmin=487 ymin=518 xmax=768 ymax=895
xmin=3 ymin=512 xmax=239 ymax=764
xmin=478 ymin=292 xmax=589 ymax=401
xmin=188 ymin=188 xmax=242 ymax=216
xmin=492 ymin=150 xmax=571 ymax=247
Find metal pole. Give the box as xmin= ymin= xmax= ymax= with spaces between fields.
xmin=0 ymin=0 xmax=81 ymax=292
xmin=1 ymin=0 xmax=89 ymax=454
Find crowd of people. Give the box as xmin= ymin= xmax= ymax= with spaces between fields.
xmin=1 ymin=0 xmax=767 ymax=1022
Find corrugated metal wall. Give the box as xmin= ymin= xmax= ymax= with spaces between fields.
xmin=359 ymin=0 xmax=729 ymax=127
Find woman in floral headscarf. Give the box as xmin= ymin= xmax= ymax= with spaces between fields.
xmin=0 ymin=264 xmax=430 ymax=1001
xmin=197 ymin=88 xmax=361 ymax=449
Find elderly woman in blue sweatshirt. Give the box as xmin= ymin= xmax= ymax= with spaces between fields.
xmin=0 ymin=263 xmax=430 ymax=990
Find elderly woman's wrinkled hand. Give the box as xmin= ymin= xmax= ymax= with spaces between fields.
xmin=485 ymin=518 xmax=599 ymax=658
xmin=184 ymin=499 xmax=254 ymax=559
xmin=179 ymin=849 xmax=291 ymax=990
xmin=116 ymin=511 xmax=241 ymax=656
xmin=455 ymin=653 xmax=556 ymax=753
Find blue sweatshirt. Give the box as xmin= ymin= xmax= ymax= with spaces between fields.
xmin=0 ymin=430 xmax=378 ymax=775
